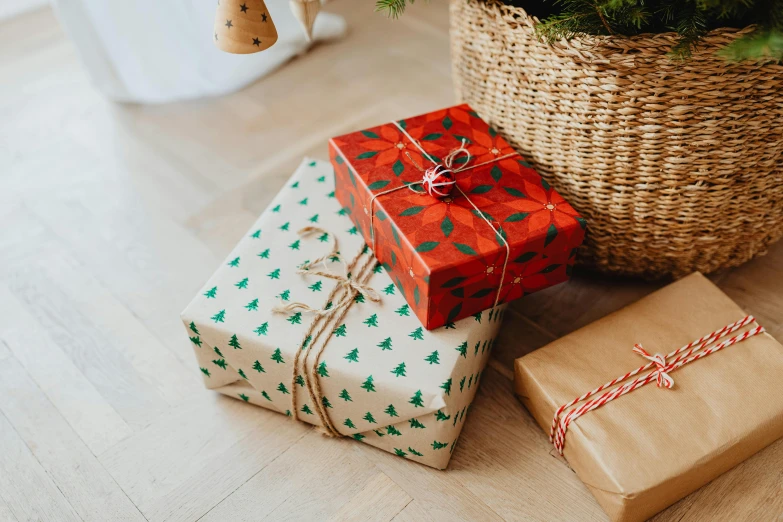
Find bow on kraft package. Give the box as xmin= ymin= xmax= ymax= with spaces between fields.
xmin=181 ymin=159 xmax=507 ymax=469
xmin=515 ymin=273 xmax=783 ymax=522
xmin=329 ymin=104 xmax=586 ymax=329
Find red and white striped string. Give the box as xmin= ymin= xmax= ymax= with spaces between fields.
xmin=550 ymin=316 xmax=765 ymax=454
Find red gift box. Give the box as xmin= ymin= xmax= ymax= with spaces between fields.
xmin=329 ymin=104 xmax=586 ymax=329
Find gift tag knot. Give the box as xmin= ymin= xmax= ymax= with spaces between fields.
xmin=633 ymin=344 xmax=674 ymax=389
xmin=422 ymin=164 xmax=456 ymax=199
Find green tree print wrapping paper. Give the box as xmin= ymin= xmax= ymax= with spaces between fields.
xmin=181 ymin=158 xmax=506 ymax=469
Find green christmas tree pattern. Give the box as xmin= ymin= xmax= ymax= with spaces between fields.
xmin=363 ymin=314 xmax=379 ymax=327
xmin=238 ymin=369 xmax=248 ymax=380
xmin=229 ymin=334 xmax=241 ymax=349
xmin=377 ymin=337 xmax=392 ymax=351
xmin=440 ymin=378 xmax=452 ymax=396
xmin=289 ymin=239 xmax=300 ymax=250
xmin=334 ymin=324 xmax=347 ymax=337
xmin=287 ymin=312 xmax=303 ymax=325
xmin=384 ymin=404 xmax=399 ymax=417
xmin=363 ymin=412 xmax=377 ymax=424
xmin=344 ymin=348 xmax=359 ymax=363
xmin=308 ymin=281 xmax=322 ymax=292
xmin=456 ymin=341 xmax=468 ymax=358
xmin=277 ymin=289 xmax=290 ymax=301
xmin=387 ymin=425 xmax=402 ymax=436
xmin=189 ymin=322 xmax=200 ymax=334
xmin=409 ymin=418 xmax=426 ymax=429
xmin=254 ymin=322 xmax=269 ymax=336
xmin=239 ymin=393 xmax=249 ymax=402
xmin=277 ymin=383 xmax=290 ymax=394
xmin=391 ymin=362 xmax=406 ymax=377
xmin=395 ymin=304 xmax=410 ymax=316
xmin=435 ymin=410 xmax=450 ymax=421
xmin=271 ymin=348 xmax=284 ymax=364
xmin=250 ymin=229 xmax=261 ymax=239
xmin=211 ymin=309 xmax=226 ymax=323
xmin=432 ymin=440 xmax=448 ymax=450
xmin=339 ymin=389 xmax=352 ymax=402
xmin=235 ymin=277 xmax=249 ymax=289
xmin=258 ymin=248 xmax=270 ymax=259
xmin=317 ymin=361 xmax=329 ymax=377
xmin=253 ymin=360 xmax=265 ymax=373
xmin=204 ymin=286 xmax=217 ymax=299
xmin=361 ymin=375 xmax=375 ymax=392
xmin=322 ymin=396 xmax=332 ymax=408
xmin=383 ymin=283 xmax=395 ymax=295
xmin=409 ymin=390 xmax=424 ymax=407
xmin=409 ymin=327 xmax=424 ymax=340
xmin=245 ymin=299 xmax=259 ymax=311
xmin=200 ymin=367 xmax=210 ymax=377
xmin=228 ymin=257 xmax=240 ymax=268
xmin=267 ymin=268 xmax=281 ymax=279
xmin=424 ymin=350 xmax=440 ymax=365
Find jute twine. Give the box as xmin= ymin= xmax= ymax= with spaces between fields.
xmin=273 ymin=226 xmax=379 ymax=436
xmin=450 ymin=0 xmax=783 ymax=278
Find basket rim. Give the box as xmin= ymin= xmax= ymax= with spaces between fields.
xmin=477 ymin=0 xmax=760 ymax=52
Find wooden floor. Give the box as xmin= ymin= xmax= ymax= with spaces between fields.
xmin=2 ymin=3 xmax=782 ymax=521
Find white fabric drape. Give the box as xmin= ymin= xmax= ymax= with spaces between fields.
xmin=51 ymin=0 xmax=346 ymax=103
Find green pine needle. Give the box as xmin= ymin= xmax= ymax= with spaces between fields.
xmin=375 ymin=0 xmax=413 ymax=18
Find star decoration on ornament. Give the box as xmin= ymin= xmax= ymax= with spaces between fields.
xmin=261 ymin=13 xmax=268 ymax=22
xmin=252 ymin=37 xmax=261 ymax=46
xmin=225 ymin=19 xmax=233 ymax=29
xmin=240 ymin=3 xmax=248 ymax=12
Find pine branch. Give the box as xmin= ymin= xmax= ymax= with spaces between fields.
xmin=719 ymin=28 xmax=783 ymax=59
xmin=375 ymin=0 xmax=415 ymax=18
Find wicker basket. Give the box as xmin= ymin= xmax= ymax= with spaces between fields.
xmin=450 ymin=0 xmax=783 ymax=278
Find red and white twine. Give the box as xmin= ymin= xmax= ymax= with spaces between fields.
xmin=550 ymin=315 xmax=765 ymax=454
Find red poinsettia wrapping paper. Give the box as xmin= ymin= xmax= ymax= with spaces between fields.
xmin=180 ymin=158 xmax=507 ymax=470
xmin=329 ymin=104 xmax=586 ymax=329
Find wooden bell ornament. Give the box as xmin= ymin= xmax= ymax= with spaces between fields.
xmin=289 ymin=0 xmax=321 ymax=42
xmin=214 ymin=0 xmax=278 ymax=54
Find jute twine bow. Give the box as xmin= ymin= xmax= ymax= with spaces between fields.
xmin=361 ymin=122 xmax=518 ymax=309
xmin=272 ymin=226 xmax=380 ymax=437
xmin=550 ymin=315 xmax=765 ymax=454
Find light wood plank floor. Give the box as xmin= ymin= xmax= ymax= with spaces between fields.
xmin=2 ymin=3 xmax=782 ymax=521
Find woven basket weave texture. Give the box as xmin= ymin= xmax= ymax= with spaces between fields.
xmin=450 ymin=0 xmax=783 ymax=278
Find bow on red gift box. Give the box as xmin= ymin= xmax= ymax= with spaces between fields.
xmin=363 ymin=121 xmax=518 ymax=310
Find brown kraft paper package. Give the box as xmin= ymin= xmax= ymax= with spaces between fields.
xmin=514 ymin=272 xmax=783 ymax=522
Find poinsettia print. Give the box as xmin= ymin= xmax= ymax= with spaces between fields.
xmin=466 ymin=127 xmax=518 ymax=168
xmin=356 ymin=125 xmax=442 ymax=171
xmin=330 ymin=103 xmax=586 ymax=329
xmin=513 ymin=181 xmax=583 ymax=246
